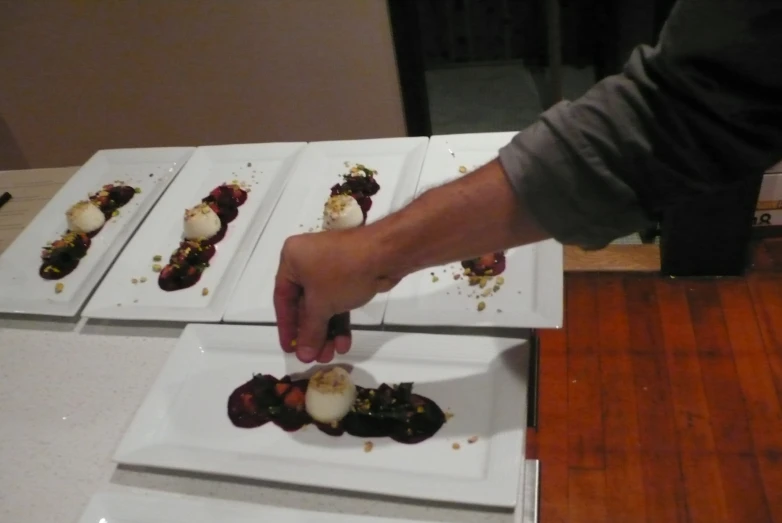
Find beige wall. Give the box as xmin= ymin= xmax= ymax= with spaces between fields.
xmin=0 ymin=0 xmax=406 ymax=169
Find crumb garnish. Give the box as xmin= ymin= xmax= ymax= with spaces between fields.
xmin=54 ymin=282 xmax=64 ymax=294
xmin=363 ymin=441 xmax=374 ymax=453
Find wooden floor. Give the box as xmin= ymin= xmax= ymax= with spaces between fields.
xmin=529 ymin=239 xmax=782 ymax=523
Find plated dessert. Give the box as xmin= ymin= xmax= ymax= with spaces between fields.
xmin=228 ymin=367 xmax=447 ymax=444
xmin=158 ymin=183 xmax=248 ymax=292
xmin=40 ymin=183 xmax=138 ymax=282
xmin=322 ymin=163 xmax=380 ymax=231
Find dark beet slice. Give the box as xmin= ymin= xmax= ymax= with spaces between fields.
xmin=170 ymin=241 xmax=216 ymax=266
xmin=354 ymin=196 xmax=372 ymax=222
xmin=330 ymin=174 xmax=380 ymax=200
xmin=206 ymin=185 xmax=247 ymax=208
xmin=461 ymin=251 xmax=507 ymax=277
xmin=341 ymin=412 xmax=397 ymax=438
xmin=315 ymin=421 xmax=346 ymax=437
xmin=390 ymin=395 xmax=446 ymax=444
xmin=273 ymin=410 xmax=310 ymax=432
xmin=203 ymin=199 xmax=239 ymax=224
xmin=108 ymin=185 xmax=136 ymax=206
xmin=227 ymin=380 xmax=272 ymax=428
xmin=39 ymin=259 xmax=79 ymax=280
xmin=158 ymin=264 xmax=202 ymax=291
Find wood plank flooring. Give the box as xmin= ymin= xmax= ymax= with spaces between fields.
xmin=529 ymin=249 xmax=782 ymax=522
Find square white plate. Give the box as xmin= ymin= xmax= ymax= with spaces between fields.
xmin=78 ymin=489 xmax=442 ymax=523
xmin=0 ymin=147 xmax=194 ymax=317
xmin=222 ymin=137 xmax=429 ymax=326
xmin=384 ymin=133 xmax=563 ymax=329
xmin=114 ymin=324 xmax=529 ymax=508
xmin=82 ymin=143 xmax=306 ymax=322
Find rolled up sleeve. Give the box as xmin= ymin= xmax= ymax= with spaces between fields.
xmin=499 ymin=0 xmax=782 ymax=249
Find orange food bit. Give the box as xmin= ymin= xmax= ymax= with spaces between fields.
xmin=283 ymin=387 xmax=305 ymax=408
xmin=274 ymin=382 xmax=291 ymax=397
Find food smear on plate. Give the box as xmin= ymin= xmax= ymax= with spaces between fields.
xmin=417 ymin=166 xmax=509 ymax=312
xmin=460 ymin=252 xmax=507 ymax=311
xmin=40 ymin=183 xmax=138 ymax=281
xmin=461 ymin=251 xmax=506 ymax=277
xmin=227 ymin=367 xmax=447 ymax=444
xmin=325 ymin=163 xmax=380 ymax=227
xmin=158 ymin=182 xmax=248 ymax=292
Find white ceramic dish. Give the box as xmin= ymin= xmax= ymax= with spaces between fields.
xmin=384 ymin=133 xmax=564 ymax=329
xmin=0 ymin=147 xmax=194 ymax=317
xmin=114 ymin=324 xmax=529 ymax=508
xmin=81 ymin=143 xmax=306 ymax=322
xmin=222 ymin=137 xmax=429 ymax=326
xmin=78 ymin=489 xmax=443 ymax=523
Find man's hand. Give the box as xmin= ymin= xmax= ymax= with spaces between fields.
xmin=273 ymin=229 xmax=398 ymax=363
xmin=273 ymin=160 xmax=549 ymax=364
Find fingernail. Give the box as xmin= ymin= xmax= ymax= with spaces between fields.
xmin=297 ymin=346 xmax=318 ymax=363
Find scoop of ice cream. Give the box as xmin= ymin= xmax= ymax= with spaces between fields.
xmin=66 ymin=200 xmax=106 ymax=234
xmin=183 ymin=203 xmax=222 ymax=240
xmin=305 ymin=367 xmax=357 ymax=424
xmin=322 ymin=195 xmax=364 ymax=231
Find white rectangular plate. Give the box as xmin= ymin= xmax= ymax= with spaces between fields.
xmin=79 ymin=490 xmax=442 ymax=523
xmin=222 ymin=137 xmax=429 ymax=325
xmin=0 ymin=147 xmax=194 ymax=317
xmin=114 ymin=324 xmax=529 ymax=508
xmin=82 ymin=143 xmax=306 ymax=322
xmin=384 ymin=133 xmax=563 ymax=329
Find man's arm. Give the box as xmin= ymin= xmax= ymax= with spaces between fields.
xmin=276 ymin=0 xmax=782 ymax=362
xmin=498 ymin=0 xmax=782 ymax=249
xmin=367 ymin=159 xmax=549 ymax=280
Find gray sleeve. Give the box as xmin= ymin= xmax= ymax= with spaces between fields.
xmin=498 ymin=0 xmax=782 ymax=249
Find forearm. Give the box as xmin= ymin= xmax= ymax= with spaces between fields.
xmin=365 ymin=159 xmax=549 ymax=280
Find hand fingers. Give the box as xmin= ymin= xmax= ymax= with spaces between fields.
xmin=273 ymin=272 xmax=301 ymax=353
xmin=295 ymin=294 xmax=331 ymax=363
xmin=316 ymin=340 xmax=336 ymax=363
xmin=329 ymin=312 xmax=352 ymax=355
xmin=334 ymin=333 xmax=352 ymax=355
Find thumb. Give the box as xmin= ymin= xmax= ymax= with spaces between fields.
xmin=295 ymin=295 xmax=331 ymax=363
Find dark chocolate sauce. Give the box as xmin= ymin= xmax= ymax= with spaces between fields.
xmin=227 ymin=374 xmax=446 ymax=444
xmin=461 ymin=252 xmax=507 ymax=277
xmin=39 ymin=184 xmax=137 ymax=280
xmin=158 ymin=184 xmax=248 ymax=292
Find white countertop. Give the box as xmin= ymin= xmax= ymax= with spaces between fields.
xmin=0 ymin=318 xmax=533 ymax=523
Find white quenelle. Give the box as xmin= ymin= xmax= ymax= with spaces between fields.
xmin=66 ymin=200 xmax=106 ymax=234
xmin=305 ymin=367 xmax=357 ymax=424
xmin=183 ymin=203 xmax=221 ymax=241
xmin=322 ymin=194 xmax=364 ymax=231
